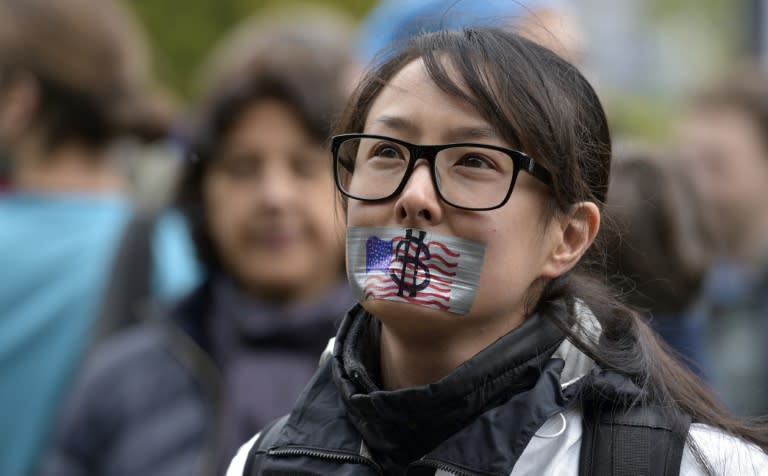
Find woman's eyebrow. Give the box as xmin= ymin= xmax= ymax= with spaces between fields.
xmin=370 ymin=115 xmax=418 ymax=134
xmin=370 ymin=115 xmax=500 ymax=142
xmin=444 ymin=126 xmax=499 ymax=142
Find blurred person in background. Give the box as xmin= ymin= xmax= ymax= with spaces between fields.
xmin=599 ymin=147 xmax=715 ymax=379
xmin=40 ymin=7 xmax=356 ymax=475
xmin=0 ymin=0 xmax=198 ymax=475
xmin=356 ymin=0 xmax=584 ymax=67
xmin=678 ymin=68 xmax=768 ymax=416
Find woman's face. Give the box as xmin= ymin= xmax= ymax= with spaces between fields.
xmin=348 ymin=59 xmax=567 ymax=335
xmin=679 ymin=106 xmax=768 ymax=246
xmin=203 ymin=99 xmax=344 ymax=301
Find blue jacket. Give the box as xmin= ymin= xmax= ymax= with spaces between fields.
xmin=0 ymin=194 xmax=130 ymax=476
xmin=0 ymin=194 xmax=199 ymax=476
xmin=702 ymin=260 xmax=768 ymax=416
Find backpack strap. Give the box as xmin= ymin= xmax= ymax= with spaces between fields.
xmin=579 ymin=404 xmax=691 ymax=476
xmin=90 ymin=208 xmax=160 ymax=346
xmin=243 ymin=414 xmax=290 ymax=476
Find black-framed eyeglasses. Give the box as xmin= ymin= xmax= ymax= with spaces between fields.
xmin=331 ymin=133 xmax=552 ymax=211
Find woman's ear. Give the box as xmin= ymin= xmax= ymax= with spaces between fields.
xmin=540 ymin=201 xmax=601 ymax=279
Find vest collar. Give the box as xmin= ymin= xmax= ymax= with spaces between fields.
xmin=268 ymin=304 xmax=604 ymax=475
xmin=331 ymin=305 xmax=567 ymax=471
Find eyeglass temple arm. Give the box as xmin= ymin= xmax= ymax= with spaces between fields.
xmin=521 ymin=155 xmax=552 ymax=185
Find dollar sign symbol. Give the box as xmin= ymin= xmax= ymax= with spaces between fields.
xmin=391 ymin=229 xmax=431 ymax=297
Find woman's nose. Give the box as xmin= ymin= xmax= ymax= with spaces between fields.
xmin=257 ymin=161 xmax=298 ymax=208
xmin=393 ymin=162 xmax=443 ymax=226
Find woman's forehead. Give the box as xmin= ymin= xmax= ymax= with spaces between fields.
xmin=363 ymin=58 xmax=501 ymax=142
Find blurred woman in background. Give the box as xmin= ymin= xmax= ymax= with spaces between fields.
xmin=41 ymin=7 xmax=356 ymax=475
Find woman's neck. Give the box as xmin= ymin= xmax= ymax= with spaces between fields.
xmin=10 ymin=139 xmax=124 ymax=193
xmin=378 ymin=311 xmax=525 ymax=389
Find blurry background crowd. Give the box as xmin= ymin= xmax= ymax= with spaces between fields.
xmin=1 ymin=0 xmax=768 ymax=475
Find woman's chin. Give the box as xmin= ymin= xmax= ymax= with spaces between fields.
xmin=360 ymin=299 xmax=465 ymax=337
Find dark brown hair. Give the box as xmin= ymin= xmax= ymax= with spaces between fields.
xmin=176 ymin=16 xmax=353 ymax=272
xmin=0 ymin=0 xmax=171 ymax=147
xmin=334 ymin=27 xmax=768 ymax=469
xmin=691 ymin=66 xmax=768 ymax=157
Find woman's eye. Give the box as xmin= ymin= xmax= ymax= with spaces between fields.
xmin=372 ymin=144 xmax=404 ymax=160
xmin=456 ymin=154 xmax=494 ymax=169
xmin=292 ymin=157 xmax=322 ymax=178
xmin=219 ymin=159 xmax=258 ymax=177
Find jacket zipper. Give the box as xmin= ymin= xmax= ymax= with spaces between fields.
xmin=268 ymin=447 xmax=384 ymax=475
xmin=414 ymin=458 xmax=479 ymax=476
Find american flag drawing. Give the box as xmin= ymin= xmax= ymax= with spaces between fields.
xmin=347 ymin=227 xmax=485 ymax=314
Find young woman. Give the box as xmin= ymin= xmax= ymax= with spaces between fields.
xmin=228 ymin=28 xmax=768 ymax=475
xmin=41 ymin=13 xmax=356 ymax=476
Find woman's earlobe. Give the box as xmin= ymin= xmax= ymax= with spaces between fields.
xmin=541 ymin=202 xmax=601 ymax=278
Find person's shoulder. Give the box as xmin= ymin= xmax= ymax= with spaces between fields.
xmin=92 ymin=323 xmax=168 ymax=364
xmin=681 ymin=423 xmax=768 ymax=475
xmin=54 ymin=323 xmax=184 ymax=434
xmin=76 ymin=323 xmax=175 ymax=393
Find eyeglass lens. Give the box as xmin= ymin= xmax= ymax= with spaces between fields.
xmin=335 ymin=136 xmax=517 ymax=209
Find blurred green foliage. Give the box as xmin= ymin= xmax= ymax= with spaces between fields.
xmin=132 ymin=0 xmax=376 ymax=101
xmin=131 ymin=0 xmax=747 ymax=140
xmin=615 ymin=0 xmax=743 ymax=140
xmin=648 ymin=0 xmax=739 ymax=24
xmin=605 ymin=93 xmax=684 ymax=143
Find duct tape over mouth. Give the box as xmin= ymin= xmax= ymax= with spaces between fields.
xmin=346 ymin=226 xmax=486 ymax=314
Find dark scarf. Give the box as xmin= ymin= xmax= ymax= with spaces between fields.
xmin=332 ymin=306 xmax=566 ymax=472
xmin=207 ymin=275 xmax=354 ymax=471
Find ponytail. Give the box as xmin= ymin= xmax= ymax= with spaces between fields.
xmin=536 ymin=269 xmax=768 ymax=473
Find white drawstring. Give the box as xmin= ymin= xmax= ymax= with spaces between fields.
xmin=534 ymin=412 xmax=567 ymax=438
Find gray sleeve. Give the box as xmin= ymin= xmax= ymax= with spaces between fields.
xmin=36 ymin=352 xmax=115 ymax=476
xmin=36 ymin=326 xmax=171 ymax=476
